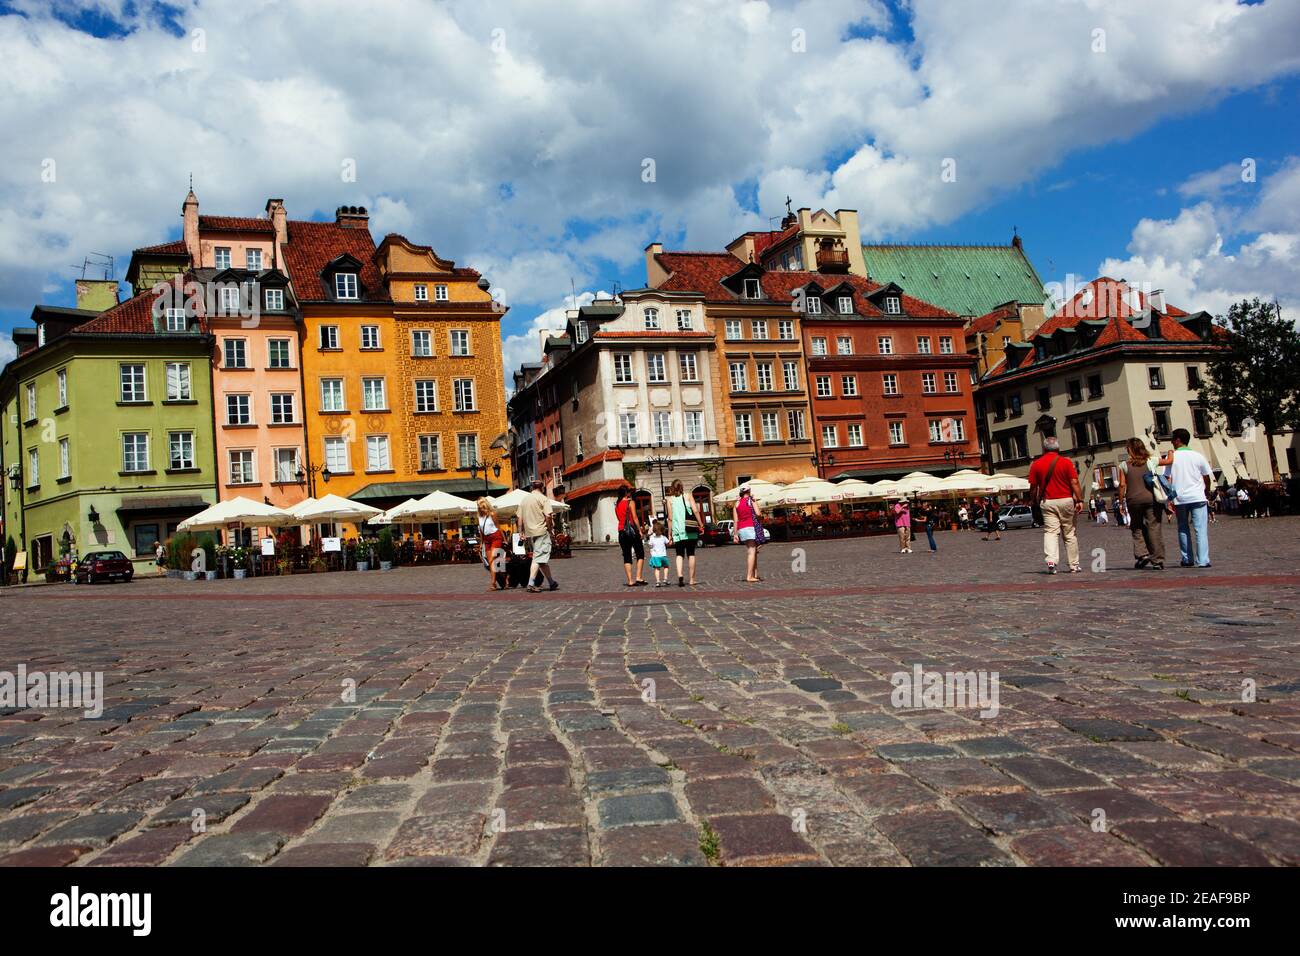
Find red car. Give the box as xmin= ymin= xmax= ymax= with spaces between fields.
xmin=74 ymin=550 xmax=135 ymax=585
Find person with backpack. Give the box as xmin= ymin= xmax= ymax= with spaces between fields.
xmin=1117 ymin=437 xmax=1165 ymax=570
xmin=615 ymin=485 xmax=647 ymax=587
xmin=732 ymin=486 xmax=764 ymax=582
xmin=1029 ymin=435 xmax=1084 ymax=573
xmin=667 ymin=479 xmax=705 ymax=587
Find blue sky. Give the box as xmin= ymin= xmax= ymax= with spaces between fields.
xmin=2 ymin=0 xmax=1299 ymax=376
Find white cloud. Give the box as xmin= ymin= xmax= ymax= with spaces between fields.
xmin=500 ymin=290 xmax=610 ymax=396
xmin=0 ymin=330 xmax=15 ymax=366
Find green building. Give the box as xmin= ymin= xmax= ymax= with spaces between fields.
xmin=2 ymin=287 xmax=218 ymax=579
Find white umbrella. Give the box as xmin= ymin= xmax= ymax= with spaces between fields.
xmin=406 ymin=489 xmax=478 ymax=521
xmin=292 ymin=493 xmax=383 ymax=524
xmin=715 ymin=478 xmax=782 ymax=504
xmin=830 ymin=479 xmax=880 ymax=501
xmin=759 ymin=477 xmax=842 ymax=506
xmin=285 ymin=497 xmax=318 ymax=519
xmin=367 ymin=498 xmax=423 ymax=526
xmin=895 ymin=472 xmax=945 ymax=495
xmin=987 ymin=472 xmax=1032 ymax=492
xmin=488 ymin=488 xmax=571 ymax=517
xmin=927 ymin=472 xmax=999 ymax=496
xmin=177 ymin=496 xmax=294 ymax=532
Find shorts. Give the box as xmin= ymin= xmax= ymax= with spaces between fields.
xmin=619 ymin=528 xmax=644 ymax=564
xmin=738 ymin=526 xmax=756 ymax=543
xmin=673 ymin=538 xmax=697 ymax=558
xmin=530 ymin=534 xmax=552 ymax=564
xmin=649 ymin=556 xmax=669 ymax=569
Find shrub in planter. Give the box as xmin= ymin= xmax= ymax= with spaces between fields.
xmin=377 ymin=528 xmax=395 ymax=569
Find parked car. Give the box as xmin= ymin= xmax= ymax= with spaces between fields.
xmin=975 ymin=505 xmax=1039 ymax=531
xmin=702 ymin=519 xmax=735 ymax=546
xmin=74 ymin=550 xmax=134 ymax=584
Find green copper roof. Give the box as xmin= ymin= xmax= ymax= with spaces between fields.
xmin=861 ymin=242 xmax=1051 ymax=318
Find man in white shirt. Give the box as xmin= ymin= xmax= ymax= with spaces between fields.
xmin=1163 ymin=428 xmax=1214 ymax=567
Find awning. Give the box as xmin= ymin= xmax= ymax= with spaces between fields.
xmin=350 ymin=478 xmax=508 ymax=501
xmin=115 ymin=495 xmax=209 ymax=516
xmin=831 ymin=464 xmax=967 ymax=481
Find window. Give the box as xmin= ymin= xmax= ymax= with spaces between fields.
xmin=993 ymin=397 xmax=1006 ymax=421
xmin=1009 ymin=394 xmax=1023 ymax=416
xmin=653 ymin=411 xmax=673 ymax=444
xmin=224 ymin=339 xmax=248 ymax=369
xmin=821 ymin=424 xmax=838 ymax=448
xmin=58 ymin=437 xmax=69 ymax=478
xmin=644 ymin=307 xmax=661 ymax=330
xmin=1036 ymin=386 xmax=1051 ymax=410
xmin=841 ymin=375 xmax=858 ymax=397
xmin=320 ymin=378 xmax=345 ymax=412
xmin=264 ymin=288 xmax=284 ymax=312
xmin=1086 ymin=374 xmax=1103 ymax=399
xmin=1092 ymin=415 xmax=1110 ymax=445
xmin=362 ymin=377 xmax=387 ymax=411
xmin=360 ymin=325 xmax=381 ymax=350
xmin=734 ymin=413 xmax=754 ymax=442
xmin=27 ymin=447 xmax=38 ymax=486
xmin=453 ymin=378 xmax=475 ymax=412
xmin=1148 ymin=366 xmax=1164 ymax=389
xmin=1192 ymin=405 xmax=1212 ymax=437
xmin=165 ymin=308 xmax=187 ymax=331
xmin=246 ymin=248 xmax=262 ymax=270
xmin=675 ymin=309 xmax=693 ymax=331
xmin=847 ymin=424 xmax=863 ymax=447
xmin=412 ymin=330 xmax=432 ymax=357
xmin=265 ymin=339 xmax=291 ymax=369
xmin=882 ymin=373 xmax=898 ymax=395
xmin=226 ymin=394 xmax=251 ymax=425
xmin=878 ymin=336 xmax=893 ymax=355
xmin=684 ymin=410 xmax=704 ymax=444
xmin=804 ymin=297 xmax=821 ymax=315
xmin=922 ymin=372 xmax=937 ymax=394
xmin=944 ymin=371 xmax=959 ymax=393
xmin=334 ymin=273 xmax=358 ymax=299
xmin=614 ymin=353 xmax=634 ymax=383
xmin=37 ymin=324 xmax=45 ymax=347
xmin=324 ymin=436 xmax=349 ymax=472
xmin=418 ymin=435 xmax=441 ymax=470
xmin=782 ymin=361 xmax=799 ymax=391
xmin=366 ymin=435 xmax=391 ymax=472
xmin=57 ymin=369 xmax=67 ymax=408
xmin=273 ymin=444 xmax=297 ymax=481
xmin=1002 ymin=336 xmax=1012 ymax=348
xmin=679 ymin=352 xmax=699 ymax=382
xmin=756 ymin=362 xmax=774 ymax=391
xmin=928 ymin=420 xmax=944 ymax=443
xmin=743 ymin=278 xmax=761 ymax=299
xmin=1187 ymin=366 xmax=1203 ymax=389
xmin=458 ymin=435 xmax=479 ymax=469
xmin=169 ymin=431 xmax=194 ymax=470
xmin=219 ymin=286 xmax=241 ymax=314
xmin=120 ymin=364 xmax=146 ymax=402
xmin=729 ymin=362 xmax=748 ymax=392
xmin=838 ymin=295 xmax=853 ymax=314
xmin=836 ymin=335 xmax=853 ymax=355
xmin=1071 ymin=419 xmax=1090 ymax=448
xmin=778 ymin=319 xmax=794 ymax=340
xmin=214 ymin=247 xmax=231 ymax=269
xmin=1067 ymin=379 xmax=1083 ymax=403
xmin=319 ymin=325 xmax=339 ymax=350
xmin=270 ymin=393 xmax=295 ymax=424
xmin=647 ymin=353 xmax=667 ymax=383
xmin=815 ymin=375 xmax=832 ymax=398
xmin=435 ymin=284 xmax=448 ymax=301
xmin=811 ymin=336 xmax=827 ymax=356
xmin=25 ymin=382 xmax=36 ymax=419
xmin=619 ymin=413 xmax=639 ymax=446
xmin=939 ymin=336 xmax=954 ymax=354
xmin=414 ymin=379 xmax=438 ymax=413
xmin=725 ymin=319 xmax=742 ymax=340
xmin=917 ymin=336 xmax=932 ymax=354
xmin=761 ymin=411 xmax=780 ymax=442
xmin=787 ymin=409 xmax=806 ymax=439
xmin=751 ymin=319 xmax=769 ymax=339
xmin=166 ymin=362 xmax=191 ymax=401
xmin=123 ymin=433 xmax=149 ymax=472
xmin=576 ymin=321 xmax=589 ymax=344
xmin=414 ymin=283 xmax=428 ymax=301
xmin=888 ymin=421 xmax=905 ymax=445
xmin=450 ymin=330 xmax=470 ymax=356
xmin=884 ymin=296 xmax=901 ymax=315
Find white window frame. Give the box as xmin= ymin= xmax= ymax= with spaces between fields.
xmin=264 ymin=288 xmax=284 ymax=312
xmin=246 ymin=248 xmax=263 ymax=270
xmin=678 ymin=352 xmax=699 ymax=382
xmin=323 ymin=436 xmax=350 ymax=472
xmin=123 ymin=432 xmax=150 ymax=473
xmin=647 ymin=353 xmax=667 ymax=383
xmin=214 ymin=247 xmax=231 ymax=269
xmin=847 ymin=424 xmax=863 ymax=447
xmin=644 ymin=307 xmax=661 ymax=330
xmin=939 ymin=336 xmax=954 ymax=354
xmin=618 ymin=413 xmax=639 ymax=446
xmin=365 ymin=435 xmax=391 ymax=472
xmin=613 ymin=353 xmax=634 ymax=384
xmin=815 ymin=375 xmax=832 ymax=398
xmin=165 ymin=308 xmax=187 ymax=332
xmin=169 ymin=431 xmax=195 ymax=470
xmin=810 ymin=336 xmax=827 ymax=356
xmin=414 ymin=283 xmax=428 ymax=301
xmin=841 ymin=375 xmax=858 ymax=397
xmin=838 ymin=295 xmax=853 ymax=314
xmin=760 ymin=411 xmax=780 ymax=442
xmin=675 ymin=309 xmax=693 ymax=331
xmin=335 ymin=272 xmax=358 ymax=299
xmin=58 ymin=437 xmax=70 ymax=478
xmin=453 ymin=377 xmax=476 ymax=412
xmin=734 ymin=413 xmax=754 ymax=443
xmin=917 ymin=336 xmax=932 ymax=354
xmin=320 ymin=378 xmax=345 ymax=412
xmin=362 ymin=377 xmax=387 ymax=411
xmin=120 ymin=364 xmax=146 ymax=403
xmin=729 ymin=362 xmax=748 ymax=393
xmin=226 ymin=393 xmax=252 ymax=426
xmin=821 ymin=424 xmax=838 ymax=448
xmin=320 ymin=325 xmax=339 ymax=350
xmin=883 ymin=373 xmax=898 ymax=395
xmin=725 ymin=319 xmax=742 ymax=340
xmin=268 ymin=339 xmax=292 ymax=369
xmin=56 ymin=369 xmax=67 ymax=408
xmin=457 ymin=433 xmax=478 ymax=468
xmin=782 ymin=361 xmax=799 ymax=391
xmin=166 ymin=362 xmax=192 ymax=401
xmin=787 ymin=409 xmax=806 ymax=440
xmin=415 ymin=379 xmax=438 ymax=413
xmin=418 ymin=434 xmax=441 ymax=471
xmin=889 ymin=421 xmax=905 ymax=445
xmin=837 ymin=335 xmax=853 ymax=355
xmin=751 ymin=320 xmax=768 ymax=340
xmin=450 ymin=329 xmax=471 ymax=356
xmin=885 ymin=296 xmax=901 ymax=315
xmin=756 ymin=362 xmax=774 ymax=392
xmin=224 ymin=338 xmax=248 ymax=368
xmin=944 ymin=371 xmax=959 ymax=393
xmin=684 ymin=410 xmax=704 ymax=444
xmin=360 ymin=325 xmax=381 ymax=350
xmin=435 ymin=284 xmax=449 ymax=301
xmin=412 ymin=330 xmax=432 ymax=357
xmin=778 ymin=319 xmax=794 ymax=340
xmin=270 ymin=393 xmax=296 ymax=424
xmin=878 ymin=336 xmax=893 ymax=355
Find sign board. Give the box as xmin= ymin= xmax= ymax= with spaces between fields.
xmin=321 ymin=537 xmax=341 ymax=553
xmin=13 ymin=551 xmax=27 ymax=572
xmin=260 ymin=537 xmax=275 ymax=556
xmin=227 ymin=522 xmax=244 ymax=531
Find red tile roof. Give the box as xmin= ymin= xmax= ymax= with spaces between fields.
xmin=282 ymin=219 xmax=389 ymax=302
xmin=132 ymin=239 xmax=189 ymax=256
xmin=70 ymin=276 xmax=209 ymax=336
xmin=199 ymin=215 xmax=275 ymax=234
xmin=562 ymin=449 xmax=623 ymax=479
xmin=968 ymin=303 xmax=1018 ymax=336
xmin=562 ymin=478 xmax=631 ymax=503
xmin=751 ymin=224 xmax=799 ymax=258
xmin=591 ymin=330 xmax=715 ymax=339
xmin=653 ymin=252 xmax=957 ymax=317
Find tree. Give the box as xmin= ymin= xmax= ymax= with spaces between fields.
xmin=1200 ymin=298 xmax=1300 ymax=482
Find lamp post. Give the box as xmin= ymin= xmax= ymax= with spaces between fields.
xmin=468 ymin=457 xmax=504 ymax=497
xmin=295 ymin=463 xmax=331 ymax=498
xmin=643 ymin=443 xmax=675 ymax=519
xmin=810 ymin=449 xmax=835 ymax=478
xmin=6 ymin=464 xmax=21 ymax=492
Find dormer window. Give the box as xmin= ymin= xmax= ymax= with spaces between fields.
xmin=805 ymin=296 xmax=821 ymax=315
xmin=576 ymin=321 xmax=589 ymax=343
xmin=165 ymin=308 xmax=187 ymax=332
xmin=884 ymin=296 xmax=901 ymax=315
xmin=335 ymin=273 xmax=358 ymax=299
xmin=264 ymin=289 xmax=284 ymax=312
xmin=838 ymin=295 xmax=853 ymax=314
xmin=743 ymin=278 xmax=761 ymax=299
xmin=644 ymin=307 xmax=660 ymax=330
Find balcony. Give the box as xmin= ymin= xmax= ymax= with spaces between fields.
xmin=815 ymin=247 xmax=850 ymax=272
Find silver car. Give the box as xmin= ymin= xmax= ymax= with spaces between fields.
xmin=975 ymin=505 xmax=1038 ymax=531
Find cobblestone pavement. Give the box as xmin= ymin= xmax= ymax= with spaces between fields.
xmin=1 ymin=517 xmax=1298 ymax=866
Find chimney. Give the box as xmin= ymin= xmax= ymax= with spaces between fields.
xmin=644 ymin=242 xmax=668 ymax=287
xmin=335 ymin=205 xmax=369 ymax=229
xmin=182 ymin=188 xmax=200 ymax=265
xmin=835 ymin=209 xmax=867 ymax=276
xmin=265 ymin=198 xmax=288 ymax=248
xmin=1149 ymin=289 xmax=1165 ymax=313
xmin=75 ymin=279 xmax=119 ymax=313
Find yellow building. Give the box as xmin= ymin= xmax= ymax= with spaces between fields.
xmin=285 ymin=208 xmax=510 ymax=520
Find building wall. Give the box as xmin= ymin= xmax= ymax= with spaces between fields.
xmin=196 ymin=233 xmax=277 ymax=271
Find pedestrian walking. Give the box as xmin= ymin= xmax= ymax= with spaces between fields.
xmin=648 ymin=520 xmax=671 ymax=587
xmin=1160 ymin=428 xmax=1214 ymax=568
xmin=981 ymin=497 xmax=1001 ymax=541
xmin=893 ymin=497 xmax=912 ymax=553
xmin=1096 ymin=500 xmax=1109 ymax=525
xmin=518 ymin=479 xmax=559 ymax=592
xmin=1117 ymin=437 xmax=1165 ymax=570
xmin=1029 ymin=435 xmax=1084 ymax=573
xmin=913 ymin=499 xmax=937 ymax=554
xmin=732 ymin=486 xmax=764 ymax=582
xmin=476 ymin=497 xmax=505 ymax=590
xmin=957 ymin=502 xmax=970 ymax=530
xmin=154 ymin=540 xmax=166 ymax=577
xmin=667 ymin=479 xmax=704 ymax=586
xmin=614 ymin=485 xmax=647 ymax=587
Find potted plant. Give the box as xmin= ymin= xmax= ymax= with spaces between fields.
xmin=378 ymin=528 xmax=395 ymax=571
xmin=228 ymin=545 xmax=248 ymax=579
xmin=309 ymin=552 xmax=327 ymax=573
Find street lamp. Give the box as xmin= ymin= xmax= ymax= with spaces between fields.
xmin=810 ymin=450 xmax=835 ymax=477
xmin=643 ymin=443 xmax=675 ymax=519
xmin=6 ymin=465 xmax=20 ymax=491
xmin=468 ymin=457 xmax=504 ymax=497
xmin=87 ymin=506 xmax=100 ymax=525
xmin=295 ymin=463 xmax=331 ymax=497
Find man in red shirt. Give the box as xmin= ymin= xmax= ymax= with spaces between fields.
xmin=1028 ymin=436 xmax=1085 ymax=573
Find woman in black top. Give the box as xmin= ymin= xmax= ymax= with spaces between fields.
xmin=914 ymin=501 xmax=937 ymax=553
xmin=982 ymin=498 xmax=1001 ymax=541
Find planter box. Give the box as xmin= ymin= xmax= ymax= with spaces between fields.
xmin=356 ymin=562 xmax=369 ymax=572
xmin=380 ymin=561 xmax=393 ymax=571
xmin=204 ymin=571 xmax=217 ymax=581
xmin=233 ymin=569 xmax=247 ymax=580
xmin=182 ymin=571 xmax=197 ymax=581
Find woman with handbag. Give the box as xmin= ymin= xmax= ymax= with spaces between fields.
xmin=732 ymin=486 xmax=764 ymax=582
xmin=476 ymin=497 xmax=506 ymax=590
xmin=667 ymin=479 xmax=705 ymax=587
xmin=1117 ymin=437 xmax=1165 ymax=569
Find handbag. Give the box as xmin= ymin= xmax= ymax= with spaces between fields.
xmin=752 ymin=516 xmax=767 ymax=546
xmin=1144 ymin=460 xmax=1171 ymax=503
xmin=680 ymin=496 xmax=700 ymax=536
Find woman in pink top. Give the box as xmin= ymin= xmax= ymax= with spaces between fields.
xmin=893 ymin=498 xmax=912 ymax=553
xmin=731 ymin=486 xmax=764 ymax=582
